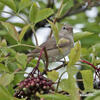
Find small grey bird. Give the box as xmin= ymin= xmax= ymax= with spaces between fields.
xmin=27 ymin=24 xmax=74 ymax=62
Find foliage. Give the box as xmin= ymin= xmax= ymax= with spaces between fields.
xmin=0 ymin=0 xmax=100 ymax=100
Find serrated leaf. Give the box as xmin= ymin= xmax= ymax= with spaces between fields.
xmin=81 ymin=48 xmax=89 ymax=57
xmin=68 ymin=41 xmax=81 ymax=66
xmin=0 ymin=73 xmax=14 ymax=86
xmin=37 ymin=93 xmax=70 ymax=100
xmin=1 ymin=22 xmax=19 ymax=41
xmin=0 ymin=47 xmax=16 ymax=57
xmin=0 ymin=63 xmax=9 ymax=72
xmin=0 ymin=85 xmax=25 ymax=100
xmin=19 ymin=24 xmax=30 ymax=42
xmin=16 ymin=53 xmax=27 ymax=69
xmin=0 ymin=2 xmax=4 ymax=11
xmin=60 ymin=79 xmax=72 ymax=93
xmin=0 ymin=39 xmax=7 ymax=47
xmin=74 ymin=31 xmax=94 ymax=42
xmin=80 ymin=34 xmax=100 ymax=47
xmin=81 ymin=70 xmax=93 ymax=92
xmin=85 ymin=91 xmax=100 ymax=100
xmin=95 ymin=59 xmax=100 ymax=65
xmin=13 ymin=73 xmax=24 ymax=85
xmin=0 ymin=0 xmax=16 ymax=11
xmin=47 ymin=70 xmax=59 ymax=81
xmin=48 ymin=20 xmax=59 ymax=43
xmin=65 ymin=41 xmax=80 ymax=100
xmin=35 ymin=8 xmax=54 ymax=23
xmin=77 ymin=0 xmax=83 ymax=3
xmin=61 ymin=0 xmax=74 ymax=16
xmin=90 ymin=43 xmax=100 ymax=52
xmin=0 ymin=85 xmax=12 ymax=100
xmin=29 ymin=2 xmax=39 ymax=23
xmin=18 ymin=0 xmax=31 ymax=12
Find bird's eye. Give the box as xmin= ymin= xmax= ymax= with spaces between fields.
xmin=63 ymin=27 xmax=66 ymax=30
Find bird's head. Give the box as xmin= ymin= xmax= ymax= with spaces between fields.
xmin=60 ymin=24 xmax=73 ymax=36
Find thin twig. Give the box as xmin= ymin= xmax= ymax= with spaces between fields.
xmin=48 ymin=62 xmax=67 ymax=72
xmin=42 ymin=47 xmax=49 ymax=74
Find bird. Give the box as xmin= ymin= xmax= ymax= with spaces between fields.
xmin=27 ymin=24 xmax=74 ymax=63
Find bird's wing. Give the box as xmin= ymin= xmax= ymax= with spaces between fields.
xmin=28 ymin=37 xmax=72 ymax=56
xmin=30 ymin=38 xmax=56 ymax=54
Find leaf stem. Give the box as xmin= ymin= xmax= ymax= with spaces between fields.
xmin=8 ymin=43 xmax=40 ymax=49
xmin=0 ymin=10 xmax=28 ymax=24
xmin=30 ymin=25 xmax=38 ymax=46
xmin=56 ymin=71 xmax=66 ymax=92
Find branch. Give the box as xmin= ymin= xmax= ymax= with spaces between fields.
xmin=47 ymin=0 xmax=54 ymax=8
xmin=48 ymin=62 xmax=67 ymax=72
xmin=57 ymin=1 xmax=100 ymax=22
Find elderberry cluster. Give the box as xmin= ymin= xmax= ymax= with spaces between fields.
xmin=14 ymin=73 xmax=54 ymax=99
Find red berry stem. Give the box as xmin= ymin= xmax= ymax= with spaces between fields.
xmin=80 ymin=59 xmax=97 ymax=70
xmin=32 ymin=47 xmax=44 ymax=74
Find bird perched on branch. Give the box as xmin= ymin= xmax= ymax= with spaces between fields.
xmin=27 ymin=24 xmax=74 ymax=63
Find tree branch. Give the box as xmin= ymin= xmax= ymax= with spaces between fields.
xmin=57 ymin=1 xmax=100 ymax=22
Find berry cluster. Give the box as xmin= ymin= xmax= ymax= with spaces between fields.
xmin=14 ymin=73 xmax=54 ymax=99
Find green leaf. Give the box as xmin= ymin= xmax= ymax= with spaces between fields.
xmin=60 ymin=79 xmax=72 ymax=93
xmin=48 ymin=20 xmax=59 ymax=43
xmin=80 ymin=34 xmax=100 ymax=47
xmin=13 ymin=73 xmax=24 ymax=85
xmin=0 ymin=73 xmax=14 ymax=86
xmin=81 ymin=48 xmax=89 ymax=57
xmin=68 ymin=41 xmax=81 ymax=66
xmin=0 ymin=47 xmax=16 ymax=57
xmin=85 ymin=91 xmax=100 ymax=100
xmin=19 ymin=24 xmax=30 ymax=42
xmin=0 ymin=2 xmax=4 ymax=11
xmin=29 ymin=2 xmax=39 ymax=23
xmin=0 ymin=85 xmax=12 ymax=100
xmin=0 ymin=0 xmax=16 ymax=11
xmin=95 ymin=59 xmax=100 ymax=65
xmin=18 ymin=0 xmax=31 ymax=12
xmin=61 ymin=0 xmax=74 ymax=16
xmin=90 ymin=43 xmax=100 ymax=53
xmin=64 ymin=42 xmax=81 ymax=100
xmin=77 ymin=0 xmax=83 ymax=3
xmin=74 ymin=31 xmax=94 ymax=42
xmin=47 ymin=70 xmax=59 ymax=82
xmin=16 ymin=53 xmax=27 ymax=69
xmin=0 ymin=63 xmax=9 ymax=72
xmin=35 ymin=8 xmax=54 ymax=23
xmin=37 ymin=93 xmax=70 ymax=100
xmin=1 ymin=22 xmax=19 ymax=41
xmin=0 ymin=85 xmax=25 ymax=100
xmin=81 ymin=70 xmax=93 ymax=92
xmin=0 ymin=39 xmax=7 ymax=47
xmin=0 ymin=30 xmax=7 ymax=36
xmin=0 ymin=16 xmax=9 ymax=21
